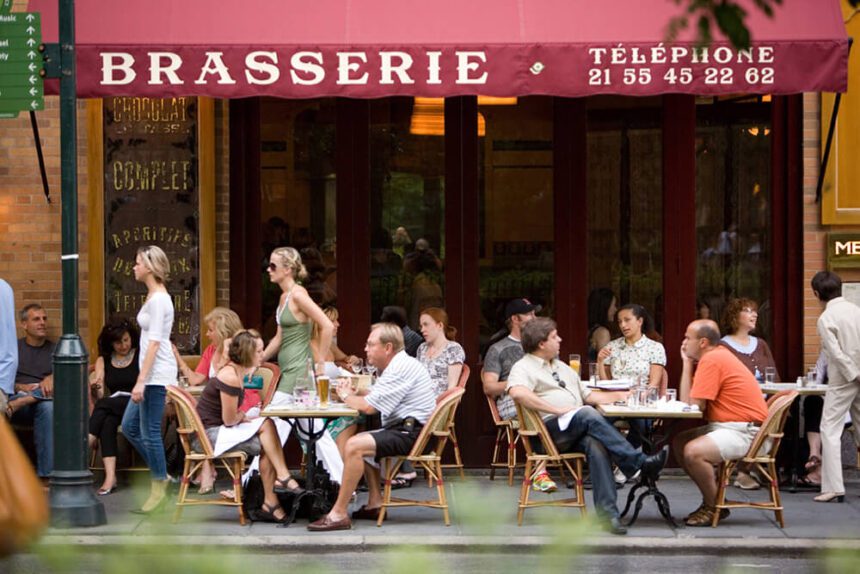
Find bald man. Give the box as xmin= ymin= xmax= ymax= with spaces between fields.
xmin=674 ymin=319 xmax=769 ymax=527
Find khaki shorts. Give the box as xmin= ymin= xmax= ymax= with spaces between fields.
xmin=689 ymin=422 xmax=760 ymax=461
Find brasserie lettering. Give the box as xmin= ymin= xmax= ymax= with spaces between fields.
xmin=101 ymin=49 xmax=489 ymax=86
xmin=112 ymin=159 xmax=192 ymax=192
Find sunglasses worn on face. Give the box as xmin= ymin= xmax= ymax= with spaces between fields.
xmin=551 ymin=370 xmax=566 ymax=389
xmin=267 ymin=262 xmax=278 ymax=271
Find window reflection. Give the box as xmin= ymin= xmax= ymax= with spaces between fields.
xmin=259 ymin=98 xmax=337 ymax=340
xmin=695 ymin=103 xmax=771 ymax=339
xmin=370 ymin=98 xmax=445 ymax=328
xmin=587 ymin=99 xmax=663 ymax=338
xmin=478 ymin=97 xmax=554 ymax=353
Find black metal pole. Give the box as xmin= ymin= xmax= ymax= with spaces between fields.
xmin=49 ymin=0 xmax=106 ymax=527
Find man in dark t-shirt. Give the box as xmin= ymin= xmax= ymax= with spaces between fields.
xmin=9 ymin=303 xmax=55 ymax=478
xmin=482 ymin=298 xmax=539 ymax=421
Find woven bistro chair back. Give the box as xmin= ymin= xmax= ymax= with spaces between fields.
xmin=377 ymin=387 xmax=466 ymax=527
xmin=712 ymin=390 xmax=798 ymax=528
xmin=514 ymin=402 xmax=586 ymax=525
xmin=167 ymin=385 xmax=247 ymax=525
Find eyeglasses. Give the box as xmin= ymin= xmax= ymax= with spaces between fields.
xmin=267 ymin=262 xmax=278 ymax=271
xmin=551 ymin=370 xmax=566 ymax=389
xmin=741 ymin=307 xmax=758 ymax=315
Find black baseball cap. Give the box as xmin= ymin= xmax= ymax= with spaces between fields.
xmin=505 ymin=298 xmax=541 ymax=319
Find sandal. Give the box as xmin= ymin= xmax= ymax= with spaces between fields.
xmin=385 ymin=477 xmax=414 ymax=490
xmin=685 ymin=506 xmax=730 ymax=527
xmin=257 ymin=502 xmax=288 ymax=524
xmin=273 ymin=475 xmax=305 ymax=495
xmin=219 ymin=489 xmax=236 ymax=501
xmin=804 ymin=455 xmax=822 ymax=471
xmin=798 ymin=475 xmax=821 ymax=487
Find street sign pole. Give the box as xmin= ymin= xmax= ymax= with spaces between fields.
xmin=48 ymin=0 xmax=106 ymax=527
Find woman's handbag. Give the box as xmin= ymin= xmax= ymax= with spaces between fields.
xmin=0 ymin=415 xmax=49 ymax=557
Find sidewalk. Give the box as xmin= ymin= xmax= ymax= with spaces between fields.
xmin=37 ymin=469 xmax=860 ymax=556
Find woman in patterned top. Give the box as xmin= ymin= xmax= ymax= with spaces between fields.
xmin=597 ymin=304 xmax=667 ymax=388
xmin=416 ymin=307 xmax=466 ymax=397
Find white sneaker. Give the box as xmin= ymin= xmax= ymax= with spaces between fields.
xmin=613 ymin=466 xmax=627 ymax=486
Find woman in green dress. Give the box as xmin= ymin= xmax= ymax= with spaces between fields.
xmin=263 ymin=247 xmax=334 ymax=395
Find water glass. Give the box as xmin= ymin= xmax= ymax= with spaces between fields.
xmin=627 ymin=388 xmax=639 ymax=409
xmin=665 ymin=389 xmax=677 ymax=403
xmin=569 ymin=354 xmax=581 ymax=376
xmin=764 ymin=367 xmax=777 ymax=384
xmin=178 ymin=375 xmax=189 ymax=389
xmin=294 ymin=377 xmax=309 ymax=405
xmin=588 ymin=362 xmax=598 ymax=384
xmin=350 ymin=358 xmax=364 ymax=375
xmin=806 ymin=368 xmax=817 ymax=387
xmin=646 ymin=387 xmax=659 ymax=407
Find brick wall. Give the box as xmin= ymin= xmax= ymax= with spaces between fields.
xmin=0 ymin=97 xmax=91 ymax=343
xmin=802 ymin=93 xmax=860 ymax=371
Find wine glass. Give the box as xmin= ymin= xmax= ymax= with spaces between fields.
xmin=365 ymin=364 xmax=378 ymax=378
xmin=350 ymin=358 xmax=364 ymax=375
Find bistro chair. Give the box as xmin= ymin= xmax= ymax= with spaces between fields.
xmin=439 ymin=364 xmax=470 ymax=479
xmin=514 ymin=402 xmax=587 ymax=526
xmin=377 ymin=387 xmax=465 ymax=527
xmin=712 ymin=390 xmax=798 ymax=528
xmin=167 ymin=386 xmax=247 ymax=525
xmin=258 ymin=362 xmax=281 ymax=408
xmin=485 ymin=393 xmax=522 ymax=486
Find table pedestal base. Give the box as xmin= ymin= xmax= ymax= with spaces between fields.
xmin=620 ymin=474 xmax=678 ymax=528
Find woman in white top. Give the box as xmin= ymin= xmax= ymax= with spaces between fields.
xmin=597 ymin=304 xmax=666 ymax=388
xmin=121 ymin=245 xmax=177 ymax=514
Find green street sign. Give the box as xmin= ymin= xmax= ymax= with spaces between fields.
xmin=0 ymin=13 xmax=43 ymax=114
xmin=0 ymin=84 xmax=42 ymax=99
xmin=0 ymin=97 xmax=42 ymax=112
xmin=0 ymin=49 xmax=42 ymax=64
xmin=0 ymin=13 xmax=40 ymax=29
xmin=0 ymin=36 xmax=41 ymax=50
xmin=0 ymin=0 xmax=12 ymax=16
xmin=0 ymin=112 xmax=18 ymax=119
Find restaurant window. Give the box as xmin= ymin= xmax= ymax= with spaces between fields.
xmin=259 ymin=98 xmax=337 ymax=340
xmin=369 ymin=97 xmax=445 ymax=328
xmin=587 ymin=98 xmax=664 ymax=338
xmin=478 ymin=97 xmax=554 ymax=353
xmin=695 ymin=98 xmax=772 ymax=340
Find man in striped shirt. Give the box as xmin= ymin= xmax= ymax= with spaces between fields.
xmin=309 ymin=322 xmax=436 ymax=531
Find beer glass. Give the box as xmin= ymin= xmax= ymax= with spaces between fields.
xmin=569 ymin=354 xmax=581 ymax=376
xmin=316 ymin=376 xmax=330 ymax=408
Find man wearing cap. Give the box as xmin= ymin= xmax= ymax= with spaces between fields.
xmin=482 ymin=298 xmax=556 ymax=491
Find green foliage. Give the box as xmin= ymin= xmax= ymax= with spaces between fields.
xmin=668 ymin=0 xmax=782 ymax=49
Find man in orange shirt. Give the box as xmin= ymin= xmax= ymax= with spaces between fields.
xmin=674 ymin=319 xmax=769 ymax=526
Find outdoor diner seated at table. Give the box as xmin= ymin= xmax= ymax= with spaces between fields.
xmin=506 ymin=317 xmax=669 ymax=536
xmin=307 ymin=322 xmax=436 ymax=532
xmin=674 ymin=319 xmax=769 ymax=526
xmin=195 ymin=331 xmax=305 ymax=524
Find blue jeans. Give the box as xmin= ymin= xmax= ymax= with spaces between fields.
xmin=9 ymin=391 xmax=53 ymax=478
xmin=546 ymin=406 xmax=646 ymax=519
xmin=121 ymin=385 xmax=167 ymax=480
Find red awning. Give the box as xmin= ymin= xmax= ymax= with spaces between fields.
xmin=30 ymin=0 xmax=848 ymax=98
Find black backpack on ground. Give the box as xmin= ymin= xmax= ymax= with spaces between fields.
xmin=243 ymin=461 xmax=339 ymax=524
